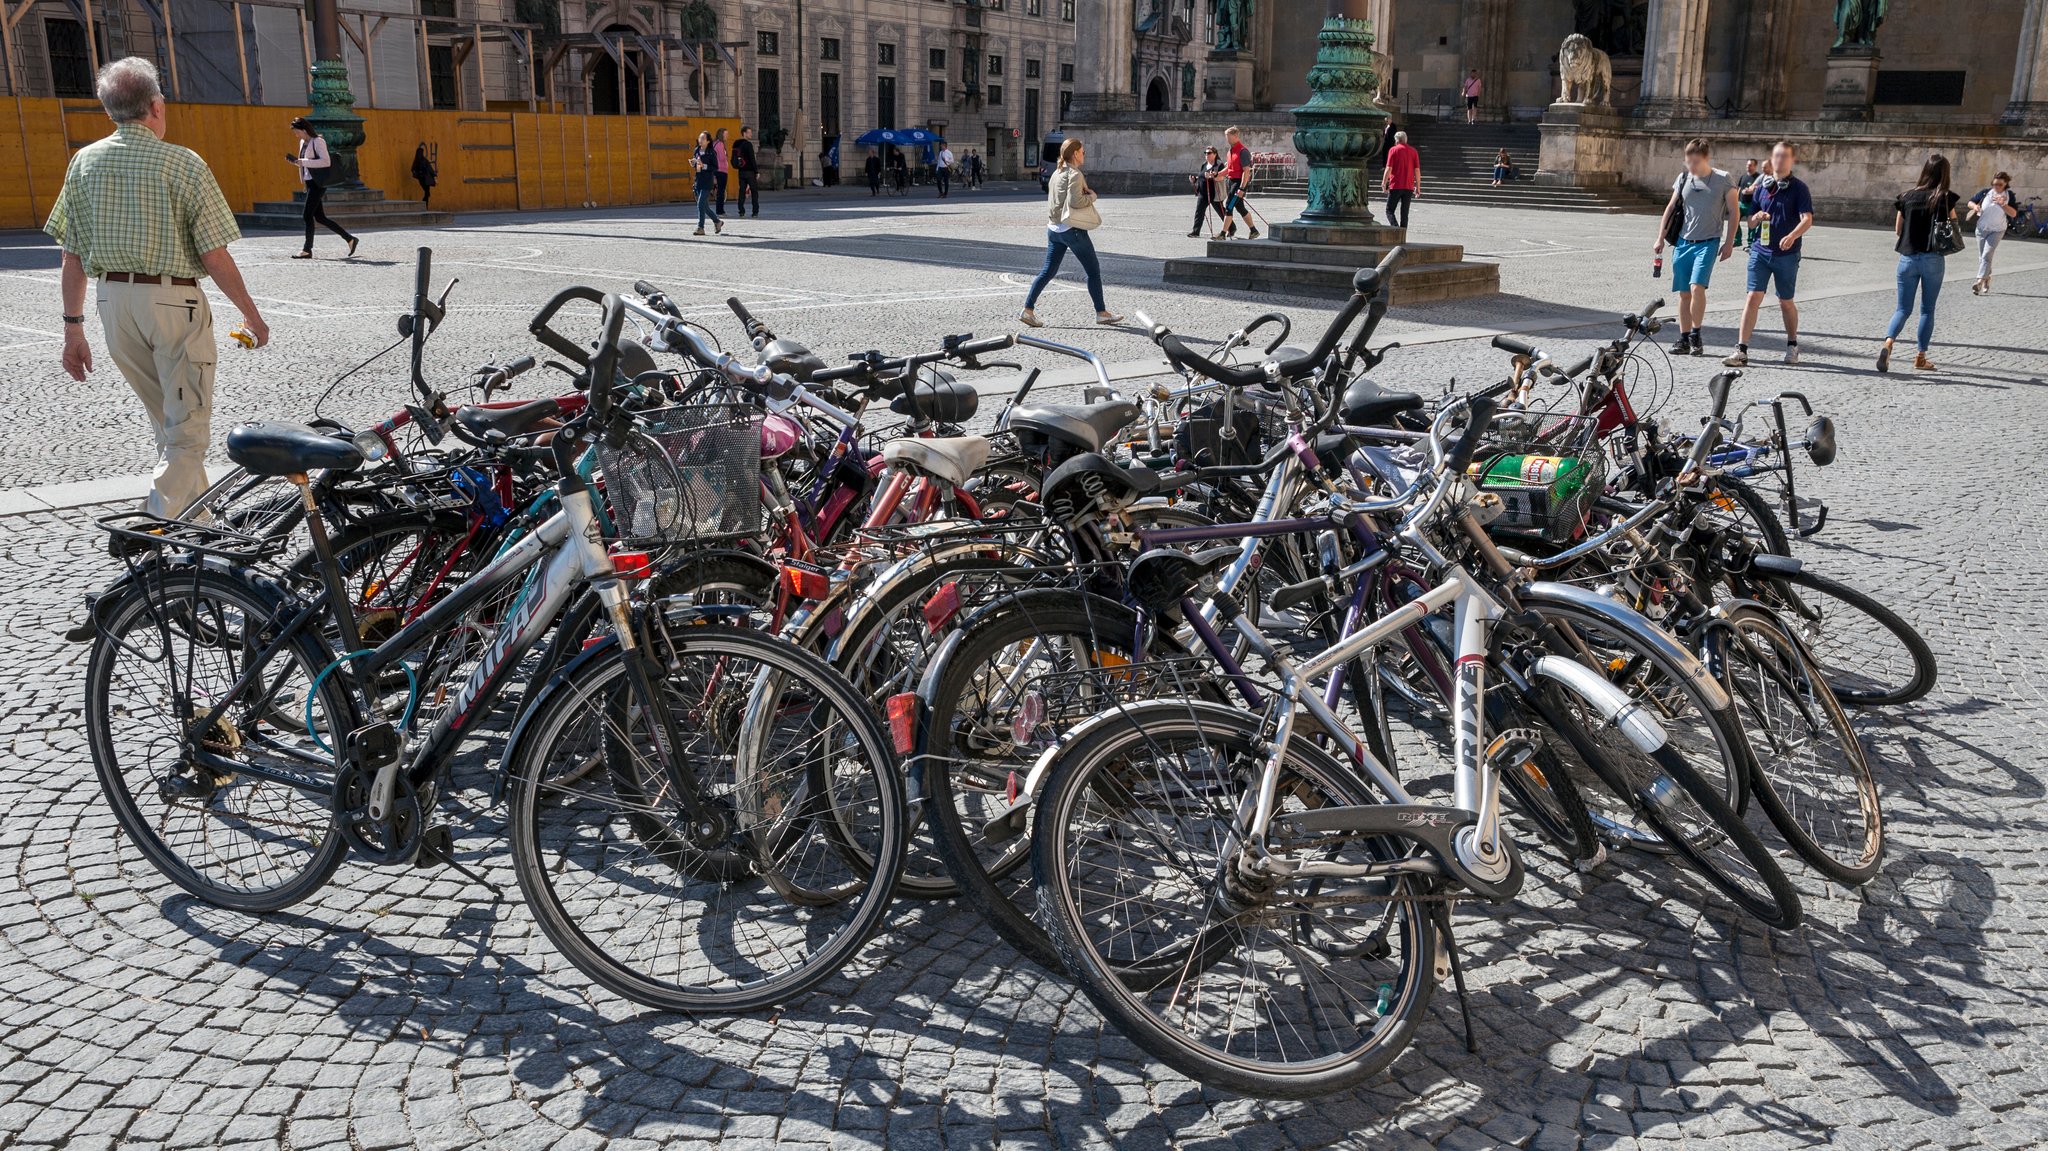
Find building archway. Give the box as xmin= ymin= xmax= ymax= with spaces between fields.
xmin=590 ymin=24 xmax=655 ymax=114
xmin=1145 ymin=76 xmax=1169 ymax=111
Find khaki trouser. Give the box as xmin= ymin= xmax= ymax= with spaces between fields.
xmin=96 ymin=278 xmax=216 ymax=518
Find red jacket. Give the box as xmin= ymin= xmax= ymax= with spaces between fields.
xmin=1385 ymin=143 xmax=1419 ymax=191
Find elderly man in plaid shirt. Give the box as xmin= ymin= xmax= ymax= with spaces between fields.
xmin=46 ymin=57 xmax=268 ymax=523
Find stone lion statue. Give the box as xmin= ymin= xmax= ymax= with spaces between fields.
xmin=1557 ymin=33 xmax=1613 ymax=106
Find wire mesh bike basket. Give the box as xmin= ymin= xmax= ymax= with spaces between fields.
xmin=1472 ymin=415 xmax=1608 ymax=544
xmin=599 ymin=403 xmax=764 ymax=545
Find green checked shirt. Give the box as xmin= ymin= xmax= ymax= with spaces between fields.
xmin=43 ymin=122 xmax=241 ymax=279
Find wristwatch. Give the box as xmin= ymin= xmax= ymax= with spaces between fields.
xmin=62 ymin=314 xmax=85 ymax=325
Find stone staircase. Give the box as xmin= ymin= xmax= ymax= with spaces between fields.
xmin=1163 ymin=222 xmax=1499 ymax=303
xmin=238 ymin=185 xmax=452 ymax=232
xmin=1247 ymin=123 xmax=1656 ymax=214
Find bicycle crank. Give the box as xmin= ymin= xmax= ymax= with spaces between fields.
xmin=335 ymin=761 xmax=424 ymax=865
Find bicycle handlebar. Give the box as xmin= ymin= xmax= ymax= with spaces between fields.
xmin=528 ymin=286 xmax=609 ymax=367
xmin=726 ymin=296 xmax=774 ymax=345
xmin=1490 ymin=334 xmax=1539 ymax=358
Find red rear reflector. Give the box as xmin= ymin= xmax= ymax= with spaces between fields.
xmin=1006 ymin=771 xmax=1020 ymax=805
xmin=885 ymin=692 xmax=920 ymax=757
xmin=781 ymin=565 xmax=832 ymax=602
xmin=610 ymin=550 xmax=653 ymax=580
xmin=923 ymin=581 xmax=963 ymax=633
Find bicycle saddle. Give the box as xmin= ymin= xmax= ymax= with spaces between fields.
xmin=762 ymin=338 xmax=829 ymax=383
xmin=1008 ymin=397 xmax=1141 ymax=453
xmin=455 ymin=398 xmax=561 ymax=442
xmin=226 ymin=421 xmax=364 ymax=477
xmin=1125 ymin=545 xmax=1241 ymax=613
xmin=1040 ymin=452 xmax=1164 ymax=525
xmin=1342 ymin=376 xmax=1424 ymax=427
xmin=889 ymin=370 xmax=979 ymax=424
xmin=880 ymin=435 xmax=991 ymax=487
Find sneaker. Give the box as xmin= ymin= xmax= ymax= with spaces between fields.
xmin=1722 ymin=349 xmax=1748 ymax=367
xmin=713 ymin=219 xmax=724 ymax=235
xmin=1672 ymin=333 xmax=1693 ymax=354
xmin=1875 ymin=340 xmax=1892 ymax=373
xmin=1019 ymin=308 xmax=1044 ymax=328
xmin=1096 ymin=312 xmax=1126 ymax=326
xmin=1782 ymin=344 xmax=1800 ymax=365
xmin=693 ymin=228 xmax=705 ymax=236
xmin=1247 ymin=226 xmax=1261 ymax=239
xmin=1188 ymin=229 xmax=1202 ymax=238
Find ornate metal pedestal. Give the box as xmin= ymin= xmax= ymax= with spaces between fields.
xmin=1291 ymin=16 xmax=1389 ymax=229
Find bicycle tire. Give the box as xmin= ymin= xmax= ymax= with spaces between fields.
xmin=1708 ymin=605 xmax=1883 ymax=884
xmin=1030 ymin=701 xmax=1436 ymax=1098
xmin=506 ymin=627 xmax=906 ymax=1012
xmin=1744 ymin=565 xmax=1936 ymax=707
xmin=816 ymin=551 xmax=1038 ymax=899
xmin=85 ymin=566 xmax=353 ymax=913
xmin=1519 ymin=599 xmax=1802 ymax=929
xmin=1703 ymin=474 xmax=1791 ymax=558
xmin=924 ymin=590 xmax=1217 ymax=969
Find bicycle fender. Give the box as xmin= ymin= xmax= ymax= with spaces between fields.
xmin=1530 ymin=655 xmax=1667 ymax=754
xmin=1521 ymin=580 xmax=1732 ymax=712
xmin=1750 ymin=552 xmax=1803 ymax=577
xmin=821 ymin=541 xmax=1052 ymax=663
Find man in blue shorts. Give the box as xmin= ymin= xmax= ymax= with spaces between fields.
xmin=1652 ymin=138 xmax=1738 ymax=356
xmin=1726 ymin=139 xmax=1815 ymax=367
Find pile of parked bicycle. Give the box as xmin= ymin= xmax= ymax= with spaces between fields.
xmin=76 ymin=246 xmax=1934 ymax=1099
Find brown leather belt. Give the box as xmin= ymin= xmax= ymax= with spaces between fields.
xmin=103 ymin=272 xmax=198 ymax=287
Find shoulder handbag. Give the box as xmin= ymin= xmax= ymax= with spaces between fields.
xmin=1929 ymin=197 xmax=1965 ymax=256
xmin=306 ymin=139 xmax=339 ymax=188
xmin=1662 ymin=174 xmax=1686 ymax=245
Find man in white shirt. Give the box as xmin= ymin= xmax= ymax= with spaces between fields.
xmin=936 ymin=145 xmax=955 ymax=198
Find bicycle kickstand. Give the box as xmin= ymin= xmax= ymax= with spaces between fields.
xmin=416 ymin=824 xmax=502 ymax=894
xmin=1431 ymin=902 xmax=1480 ymax=1054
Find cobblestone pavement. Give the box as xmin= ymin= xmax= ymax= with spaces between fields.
xmin=3 ymin=190 xmax=2048 ymax=1150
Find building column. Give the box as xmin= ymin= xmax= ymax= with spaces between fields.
xmin=2003 ymin=0 xmax=2048 ymax=125
xmin=1636 ymin=0 xmax=1711 ymax=119
xmin=1071 ymin=0 xmax=1136 ymax=115
xmin=1460 ymin=0 xmax=1511 ymax=120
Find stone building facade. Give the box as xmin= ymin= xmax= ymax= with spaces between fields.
xmin=0 ymin=0 xmax=1079 ymax=181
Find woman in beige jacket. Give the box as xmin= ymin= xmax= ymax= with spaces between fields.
xmin=1021 ymin=137 xmax=1123 ymax=327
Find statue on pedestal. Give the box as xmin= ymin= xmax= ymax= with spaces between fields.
xmin=1555 ymin=33 xmax=1613 ymax=106
xmin=1214 ymin=0 xmax=1249 ymax=53
xmin=1832 ymin=0 xmax=1886 ymax=48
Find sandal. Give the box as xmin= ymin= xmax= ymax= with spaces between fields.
xmin=291 ymin=251 xmax=313 ymax=259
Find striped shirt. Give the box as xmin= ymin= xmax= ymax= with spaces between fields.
xmin=43 ymin=122 xmax=241 ymax=279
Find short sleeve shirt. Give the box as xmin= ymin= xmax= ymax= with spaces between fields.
xmin=1672 ymin=168 xmax=1734 ymax=243
xmin=44 ymin=122 xmax=240 ymax=279
xmin=1385 ymin=143 xmax=1420 ymax=191
xmin=1894 ymin=188 xmax=1960 ymax=255
xmin=1753 ymin=175 xmax=1813 ymax=255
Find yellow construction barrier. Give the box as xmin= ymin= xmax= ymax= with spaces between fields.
xmin=0 ymin=96 xmax=740 ymax=230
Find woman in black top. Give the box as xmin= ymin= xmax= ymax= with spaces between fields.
xmin=691 ymin=131 xmax=723 ymax=236
xmin=410 ymin=143 xmax=437 ymax=206
xmin=1189 ymin=147 xmax=1225 ymax=238
xmin=1877 ymin=154 xmax=1959 ymax=373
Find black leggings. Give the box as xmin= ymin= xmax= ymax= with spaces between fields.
xmin=303 ymin=183 xmax=354 ymax=250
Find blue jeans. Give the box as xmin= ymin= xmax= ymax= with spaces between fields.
xmin=1885 ymin=252 xmax=1944 ymax=352
xmin=695 ymin=179 xmax=721 ymax=229
xmin=1025 ymin=228 xmax=1107 ymax=313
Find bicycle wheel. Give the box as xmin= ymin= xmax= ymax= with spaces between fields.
xmin=1700 ymin=474 xmax=1790 ymax=557
xmin=820 ymin=553 xmax=1035 ymax=899
xmin=1708 ymin=605 xmax=1883 ymax=885
xmin=506 ymin=627 xmax=905 ymax=1012
xmin=85 ymin=566 xmax=353 ymax=913
xmin=924 ymin=590 xmax=1216 ymax=970
xmin=1744 ymin=565 xmax=1936 ymax=707
xmin=1518 ymin=598 xmax=1802 ymax=929
xmin=1031 ymin=702 xmax=1436 ymax=1099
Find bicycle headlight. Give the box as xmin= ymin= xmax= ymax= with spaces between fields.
xmin=352 ymin=428 xmax=390 ymax=464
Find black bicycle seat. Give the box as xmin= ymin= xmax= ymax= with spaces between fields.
xmin=456 ymin=398 xmax=561 ymax=442
xmin=226 ymin=422 xmax=364 ymax=477
xmin=1009 ymin=398 xmax=1141 ymax=453
xmin=1342 ymin=376 xmax=1424 ymax=427
xmin=891 ymin=372 xmax=979 ymax=424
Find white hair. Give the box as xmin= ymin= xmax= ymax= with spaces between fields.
xmin=97 ymin=57 xmax=162 ymax=123
xmin=1394 ymin=131 xmax=1408 ymax=144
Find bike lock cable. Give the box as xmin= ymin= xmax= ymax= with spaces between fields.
xmin=303 ymin=649 xmax=420 ymax=754
xmin=312 ymin=335 xmax=410 ymax=422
